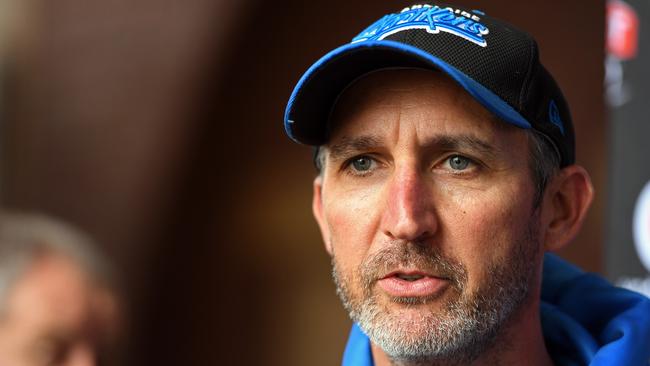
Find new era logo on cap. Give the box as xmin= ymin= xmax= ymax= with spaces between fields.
xmin=549 ymin=100 xmax=565 ymax=135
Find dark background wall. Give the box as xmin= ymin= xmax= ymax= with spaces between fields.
xmin=0 ymin=1 xmax=605 ymax=365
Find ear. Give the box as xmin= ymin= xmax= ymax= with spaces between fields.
xmin=541 ymin=165 xmax=594 ymax=252
xmin=312 ymin=175 xmax=333 ymax=255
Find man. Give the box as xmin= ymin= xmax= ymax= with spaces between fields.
xmin=284 ymin=3 xmax=650 ymax=366
xmin=0 ymin=212 xmax=121 ymax=366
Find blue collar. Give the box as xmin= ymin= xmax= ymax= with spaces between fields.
xmin=342 ymin=323 xmax=373 ymax=366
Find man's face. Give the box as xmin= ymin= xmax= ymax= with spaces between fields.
xmin=0 ymin=253 xmax=120 ymax=366
xmin=313 ymin=69 xmax=544 ymax=363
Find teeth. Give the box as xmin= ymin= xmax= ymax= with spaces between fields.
xmin=397 ymin=274 xmax=424 ymax=281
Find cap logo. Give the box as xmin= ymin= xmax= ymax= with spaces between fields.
xmin=548 ymin=100 xmax=565 ymax=134
xmin=352 ymin=4 xmax=490 ymax=47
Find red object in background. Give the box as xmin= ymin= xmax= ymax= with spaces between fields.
xmin=607 ymin=0 xmax=639 ymax=60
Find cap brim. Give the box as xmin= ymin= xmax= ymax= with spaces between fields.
xmin=285 ymin=40 xmax=531 ymax=145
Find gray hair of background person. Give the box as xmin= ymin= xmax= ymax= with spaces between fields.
xmin=0 ymin=211 xmax=114 ymax=314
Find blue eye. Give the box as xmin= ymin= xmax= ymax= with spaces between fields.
xmin=448 ymin=155 xmax=470 ymax=170
xmin=351 ymin=156 xmax=373 ymax=171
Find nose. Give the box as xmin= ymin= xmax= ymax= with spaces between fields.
xmin=381 ymin=168 xmax=437 ymax=242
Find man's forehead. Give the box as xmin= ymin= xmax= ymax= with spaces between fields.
xmin=331 ymin=68 xmax=463 ymax=109
xmin=326 ymin=69 xmax=509 ymax=144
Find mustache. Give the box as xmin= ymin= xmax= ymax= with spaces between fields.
xmin=359 ymin=242 xmax=468 ymax=291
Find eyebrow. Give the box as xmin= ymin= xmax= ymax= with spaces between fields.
xmin=426 ymin=134 xmax=500 ymax=158
xmin=328 ymin=135 xmax=384 ymax=162
xmin=327 ymin=134 xmax=501 ymax=162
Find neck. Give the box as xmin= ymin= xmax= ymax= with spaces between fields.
xmin=370 ymin=294 xmax=554 ymax=366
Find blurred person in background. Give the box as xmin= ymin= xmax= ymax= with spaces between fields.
xmin=0 ymin=211 xmax=121 ymax=366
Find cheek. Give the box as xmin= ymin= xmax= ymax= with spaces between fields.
xmin=439 ymin=179 xmax=535 ymax=282
xmin=0 ymin=314 xmax=44 ymax=362
xmin=322 ymin=186 xmax=383 ymax=270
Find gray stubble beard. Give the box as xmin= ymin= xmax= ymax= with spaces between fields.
xmin=330 ymin=217 xmax=540 ymax=366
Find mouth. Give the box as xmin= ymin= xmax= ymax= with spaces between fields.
xmin=377 ymin=270 xmax=450 ymax=298
xmin=394 ymin=273 xmax=427 ymax=281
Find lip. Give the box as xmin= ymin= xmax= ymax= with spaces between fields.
xmin=377 ymin=270 xmax=449 ymax=298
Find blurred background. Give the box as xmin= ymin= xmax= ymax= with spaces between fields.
xmin=0 ymin=0 xmax=647 ymax=365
